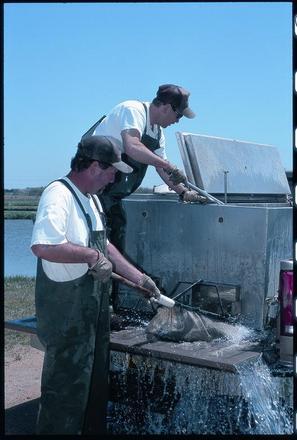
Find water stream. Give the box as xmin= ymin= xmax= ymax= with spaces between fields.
xmin=235 ymin=357 xmax=293 ymax=434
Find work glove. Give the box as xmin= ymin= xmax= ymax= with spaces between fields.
xmin=138 ymin=274 xmax=161 ymax=300
xmin=167 ymin=166 xmax=187 ymax=185
xmin=182 ymin=190 xmax=208 ymax=204
xmin=89 ymin=251 xmax=112 ymax=283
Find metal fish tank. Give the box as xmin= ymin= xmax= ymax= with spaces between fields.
xmin=107 ymin=133 xmax=293 ymax=434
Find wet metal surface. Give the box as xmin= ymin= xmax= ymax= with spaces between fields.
xmin=110 ymin=328 xmax=260 ymax=373
xmin=3 ymin=317 xmax=267 ymax=373
xmin=110 ymin=327 xmax=147 ymax=349
xmin=122 ymin=197 xmax=292 ymax=330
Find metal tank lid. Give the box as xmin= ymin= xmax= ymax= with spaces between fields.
xmin=176 ymin=132 xmax=291 ymax=196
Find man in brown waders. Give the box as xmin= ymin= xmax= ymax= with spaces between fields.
xmin=82 ymin=84 xmax=207 ymax=310
xmin=31 ymin=135 xmax=161 ymax=435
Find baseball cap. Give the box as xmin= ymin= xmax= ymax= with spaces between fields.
xmin=77 ymin=136 xmax=133 ymax=174
xmin=156 ymin=84 xmax=195 ymax=119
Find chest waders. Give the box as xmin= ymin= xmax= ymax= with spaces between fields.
xmin=81 ymin=102 xmax=161 ymax=254
xmin=81 ymin=104 xmax=160 ymax=312
xmin=35 ymin=179 xmax=111 ymax=435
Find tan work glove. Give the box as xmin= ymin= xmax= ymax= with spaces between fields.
xmin=182 ymin=190 xmax=208 ymax=203
xmin=167 ymin=166 xmax=187 ymax=185
xmin=89 ymin=251 xmax=112 ymax=283
xmin=138 ymin=274 xmax=161 ymax=300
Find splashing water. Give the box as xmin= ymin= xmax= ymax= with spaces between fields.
xmin=235 ymin=356 xmax=293 ymax=434
xmin=108 ymin=322 xmax=293 ymax=434
xmin=145 ymin=306 xmax=257 ymax=344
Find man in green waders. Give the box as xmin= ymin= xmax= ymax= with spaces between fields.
xmin=31 ymin=135 xmax=161 ymax=435
xmin=82 ymin=84 xmax=207 ymax=309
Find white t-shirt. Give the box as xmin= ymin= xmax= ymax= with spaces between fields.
xmin=93 ymin=100 xmax=167 ymax=160
xmin=31 ymin=177 xmax=106 ymax=282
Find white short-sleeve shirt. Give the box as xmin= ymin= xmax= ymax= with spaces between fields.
xmin=31 ymin=177 xmax=106 ymax=282
xmin=93 ymin=100 xmax=167 ymax=160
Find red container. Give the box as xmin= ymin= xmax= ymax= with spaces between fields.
xmin=279 ymin=259 xmax=293 ymax=336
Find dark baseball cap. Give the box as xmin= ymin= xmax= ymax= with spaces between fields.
xmin=77 ymin=136 xmax=133 ymax=173
xmin=156 ymin=84 xmax=195 ymax=119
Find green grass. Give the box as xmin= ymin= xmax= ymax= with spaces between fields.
xmin=5 ymin=276 xmax=36 ymax=349
xmin=5 ymin=200 xmax=39 ymax=207
xmin=4 ymin=194 xmax=38 ymax=220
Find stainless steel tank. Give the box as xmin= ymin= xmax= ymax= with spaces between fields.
xmin=119 ymin=133 xmax=292 ymax=331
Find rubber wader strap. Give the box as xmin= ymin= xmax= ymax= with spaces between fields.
xmin=57 ymin=179 xmax=94 ymax=244
xmin=81 ymin=115 xmax=106 ymax=141
xmin=90 ymin=194 xmax=107 ymax=228
xmin=141 ymin=102 xmax=161 ymax=142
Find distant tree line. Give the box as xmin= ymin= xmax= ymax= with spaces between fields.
xmin=5 ymin=187 xmax=45 ymax=196
xmin=5 ymin=186 xmax=153 ymax=196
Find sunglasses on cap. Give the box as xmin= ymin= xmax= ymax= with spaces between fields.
xmin=171 ymin=104 xmax=183 ymax=120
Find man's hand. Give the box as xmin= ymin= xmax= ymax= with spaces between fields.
xmin=138 ymin=274 xmax=161 ymax=300
xmin=89 ymin=251 xmax=112 ymax=283
xmin=166 ymin=166 xmax=187 ymax=185
xmin=182 ymin=190 xmax=208 ymax=203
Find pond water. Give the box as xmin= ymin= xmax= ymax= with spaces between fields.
xmin=4 ymin=219 xmax=37 ymax=277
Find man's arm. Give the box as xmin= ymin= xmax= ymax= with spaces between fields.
xmin=31 ymin=240 xmax=152 ymax=283
xmin=107 ymin=242 xmax=143 ymax=284
xmin=107 ymin=242 xmax=160 ymax=298
xmin=121 ymin=129 xmax=172 ymax=170
xmin=122 ymin=129 xmax=188 ymax=187
xmin=156 ymin=167 xmax=188 ymax=195
xmin=32 ymin=239 xmax=160 ymax=297
xmin=31 ymin=242 xmax=99 ymax=267
xmin=156 ymin=167 xmax=208 ymax=203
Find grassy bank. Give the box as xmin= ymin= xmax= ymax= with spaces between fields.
xmin=5 ymin=211 xmax=36 ymax=220
xmin=4 ymin=194 xmax=39 ymax=220
xmin=5 ymin=276 xmax=36 ymax=350
xmin=4 ymin=187 xmax=153 ymax=220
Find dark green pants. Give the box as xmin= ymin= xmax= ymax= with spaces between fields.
xmin=99 ymin=200 xmax=126 ymax=312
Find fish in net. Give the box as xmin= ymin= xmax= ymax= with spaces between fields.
xmin=145 ymin=306 xmax=235 ymax=342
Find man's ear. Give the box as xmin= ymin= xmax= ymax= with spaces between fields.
xmin=162 ymin=103 xmax=171 ymax=114
xmin=89 ymin=161 xmax=99 ymax=175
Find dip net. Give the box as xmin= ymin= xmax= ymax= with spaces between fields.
xmin=146 ymin=306 xmax=235 ymax=342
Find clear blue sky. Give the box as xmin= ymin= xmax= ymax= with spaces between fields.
xmin=4 ymin=2 xmax=292 ymax=189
